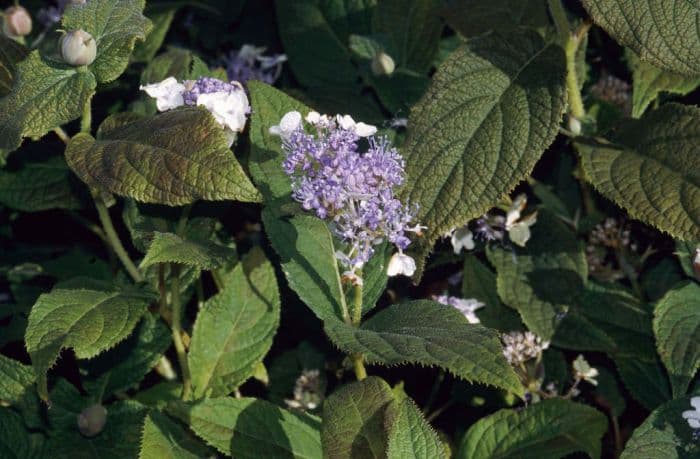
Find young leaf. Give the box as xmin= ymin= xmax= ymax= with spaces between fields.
xmin=62 ymin=0 xmax=151 ymax=83
xmin=386 ymin=394 xmax=447 ymax=459
xmin=0 ymin=51 xmax=96 ymax=152
xmin=65 ymin=107 xmax=261 ymax=205
xmin=139 ymin=411 xmax=209 ymax=459
xmin=185 ymin=397 xmax=323 ymax=458
xmin=582 ymin=0 xmax=700 ymax=76
xmin=188 ymin=247 xmax=280 ymax=398
xmin=576 ymin=103 xmax=700 ymax=241
xmin=402 ymin=31 xmax=566 ymax=277
xmin=456 ymin=398 xmax=608 ymax=459
xmin=25 ymin=283 xmax=155 ymax=400
xmin=653 ymin=282 xmax=700 ymax=398
xmin=0 ymin=35 xmax=29 ymax=96
xmin=324 ymin=300 xmax=524 ymax=396
xmin=139 ymin=232 xmax=237 ymax=270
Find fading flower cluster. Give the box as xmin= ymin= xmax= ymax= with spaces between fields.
xmin=572 ymin=354 xmax=599 ymax=386
xmin=272 ymin=111 xmax=422 ymax=280
xmin=591 ymin=74 xmax=632 ymax=115
xmin=586 ymin=218 xmax=637 ymax=282
xmin=501 ymin=331 xmax=549 ymax=366
xmin=223 ymin=45 xmax=287 ymax=85
xmin=433 ymin=295 xmax=484 ymax=324
xmin=285 ymin=369 xmax=323 ymax=411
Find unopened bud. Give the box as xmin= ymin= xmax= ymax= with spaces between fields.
xmin=77 ymin=404 xmax=107 ymax=437
xmin=371 ymin=52 xmax=395 ymax=76
xmin=2 ymin=6 xmax=32 ymax=38
xmin=60 ymin=29 xmax=96 ymax=66
xmin=568 ymin=116 xmax=581 ymax=135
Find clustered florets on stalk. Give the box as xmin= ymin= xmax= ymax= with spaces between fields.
xmin=271 ymin=111 xmax=423 ymax=283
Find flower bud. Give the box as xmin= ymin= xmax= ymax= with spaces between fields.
xmin=371 ymin=52 xmax=395 ymax=76
xmin=77 ymin=404 xmax=107 ymax=437
xmin=2 ymin=6 xmax=32 ymax=38
xmin=60 ymin=29 xmax=97 ymax=66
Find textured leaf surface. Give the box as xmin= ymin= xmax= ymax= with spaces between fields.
xmin=576 ymin=104 xmax=700 ymax=241
xmin=65 ymin=108 xmax=260 ymax=205
xmin=0 ymin=51 xmax=96 ymax=152
xmin=187 ymin=397 xmax=322 ymax=458
xmin=0 ymin=35 xmax=28 ymax=96
xmin=132 ymin=9 xmax=176 ymax=63
xmin=0 ymin=156 xmax=83 ymax=212
xmin=582 ymin=0 xmax=700 ymax=76
xmin=653 ymin=282 xmax=700 ymax=397
xmin=322 ymin=377 xmax=395 ymax=458
xmin=139 ymin=411 xmax=207 ymax=459
xmin=188 ymin=248 xmax=280 ymax=398
xmin=0 ymin=409 xmax=33 ymax=459
xmin=0 ymin=355 xmax=34 ymax=406
xmin=140 ymin=232 xmax=236 ymax=270
xmin=628 ymin=52 xmax=700 ymax=118
xmin=402 ymin=31 xmax=566 ymax=276
xmin=457 ymin=398 xmax=608 ymax=459
xmin=386 ymin=395 xmax=446 ymax=459
xmin=25 ymin=283 xmax=155 ymax=400
xmin=621 ymin=396 xmax=700 ymax=459
xmin=325 ymin=301 xmax=523 ymax=396
xmin=62 ymin=0 xmax=151 ymax=83
xmin=440 ymin=0 xmax=550 ymax=37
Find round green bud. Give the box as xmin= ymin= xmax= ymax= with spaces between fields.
xmin=2 ymin=6 xmax=32 ymax=39
xmin=77 ymin=404 xmax=107 ymax=437
xmin=60 ymin=29 xmax=97 ymax=66
xmin=371 ymin=52 xmax=395 ymax=76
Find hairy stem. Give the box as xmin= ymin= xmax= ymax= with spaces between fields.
xmin=565 ymin=27 xmax=588 ymax=122
xmin=351 ymin=354 xmax=367 ymax=381
xmin=53 ymin=127 xmax=70 ymax=144
xmin=93 ymin=196 xmax=143 ymax=283
xmin=81 ymin=99 xmax=92 ymax=134
xmin=170 ymin=264 xmax=192 ymax=400
xmin=350 ymin=278 xmax=368 ymax=380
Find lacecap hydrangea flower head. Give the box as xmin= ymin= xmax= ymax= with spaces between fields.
xmin=140 ymin=76 xmax=250 ymax=146
xmin=271 ymin=111 xmax=424 ymax=283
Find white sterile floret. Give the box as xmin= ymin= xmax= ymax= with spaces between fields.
xmin=196 ymin=84 xmax=250 ymax=133
xmin=683 ymin=396 xmax=700 ymax=429
xmin=305 ymin=111 xmax=321 ymax=124
xmin=354 ymin=122 xmax=377 ymax=137
xmin=572 ymin=354 xmax=599 ymax=386
xmin=270 ymin=111 xmax=302 ymax=138
xmin=334 ymin=114 xmax=377 ymax=137
xmin=505 ymin=194 xmax=538 ymax=247
xmin=387 ymin=252 xmax=416 ymax=277
xmin=140 ymin=77 xmax=185 ymax=112
xmin=451 ymin=226 xmax=475 ymax=254
xmin=336 ymin=114 xmax=356 ymax=130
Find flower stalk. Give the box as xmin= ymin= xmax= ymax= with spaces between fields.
xmin=93 ymin=195 xmax=143 ymax=283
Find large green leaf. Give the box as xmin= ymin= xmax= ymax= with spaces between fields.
xmin=440 ymin=0 xmax=550 ymax=37
xmin=402 ymin=31 xmax=566 ymax=276
xmin=325 ymin=301 xmax=524 ymax=396
xmin=0 ymin=355 xmax=34 ymax=407
xmin=25 ymin=283 xmax=155 ymax=400
xmin=185 ymin=397 xmax=322 ymax=459
xmin=65 ymin=107 xmax=260 ymax=205
xmin=0 ymin=409 xmax=35 ymax=459
xmin=621 ymin=396 xmax=700 ymax=459
xmin=0 ymin=35 xmax=29 ymax=96
xmin=132 ymin=9 xmax=176 ymax=63
xmin=582 ymin=0 xmax=700 ymax=76
xmin=627 ymin=51 xmax=700 ymax=118
xmin=0 ymin=51 xmax=96 ymax=152
xmin=188 ymin=248 xmax=280 ymax=398
xmin=456 ymin=398 xmax=608 ymax=459
xmin=139 ymin=411 xmax=209 ymax=459
xmin=0 ymin=156 xmax=83 ymax=212
xmin=322 ymin=377 xmax=395 ymax=458
xmin=62 ymin=0 xmax=151 ymax=83
xmin=140 ymin=232 xmax=237 ymax=270
xmin=654 ymin=282 xmax=700 ymax=398
xmin=386 ymin=393 xmax=446 ymax=459
xmin=576 ymin=103 xmax=700 ymax=241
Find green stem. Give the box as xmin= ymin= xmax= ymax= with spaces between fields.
xmin=93 ymin=196 xmax=143 ymax=283
xmin=423 ymin=370 xmax=445 ymax=415
xmin=425 ymin=400 xmax=454 ymax=423
xmin=53 ymin=127 xmax=70 ymax=144
xmin=565 ymin=31 xmax=586 ymax=121
xmin=351 ymin=354 xmax=367 ymax=381
xmin=176 ymin=204 xmax=193 ymax=236
xmin=547 ymin=0 xmax=570 ymax=43
xmin=170 ymin=264 xmax=192 ymax=400
xmin=611 ymin=414 xmax=623 ymax=458
xmin=350 ymin=278 xmax=368 ymax=380
xmin=81 ymin=99 xmax=92 ymax=134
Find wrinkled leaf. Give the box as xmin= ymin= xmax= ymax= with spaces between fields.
xmin=140 ymin=232 xmax=237 ymax=270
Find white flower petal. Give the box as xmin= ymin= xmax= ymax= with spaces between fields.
xmin=683 ymin=410 xmax=700 ymax=420
xmin=451 ymin=227 xmax=475 ymax=254
xmin=140 ymin=77 xmax=185 ymax=112
xmin=270 ymin=111 xmax=302 ymax=138
xmin=306 ymin=111 xmax=321 ymax=124
xmin=387 ymin=253 xmax=416 ymax=277
xmin=196 ymin=89 xmax=250 ymax=133
xmin=336 ymin=114 xmax=356 ymax=131
xmin=691 ymin=396 xmax=700 ymax=411
xmin=354 ymin=122 xmax=377 ymax=137
xmin=688 ymin=418 xmax=700 ymax=429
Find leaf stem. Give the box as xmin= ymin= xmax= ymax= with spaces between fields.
xmin=93 ymin=195 xmax=143 ymax=283
xmin=564 ymin=24 xmax=590 ymax=123
xmin=350 ymin=277 xmax=368 ymax=380
xmin=351 ymin=354 xmax=367 ymax=381
xmin=611 ymin=414 xmax=623 ymax=458
xmin=53 ymin=127 xmax=70 ymax=144
xmin=81 ymin=99 xmax=92 ymax=134
xmin=170 ymin=264 xmax=192 ymax=400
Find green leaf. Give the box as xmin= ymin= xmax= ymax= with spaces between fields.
xmin=275 ymin=0 xmax=372 ymax=88
xmin=325 ymin=300 xmax=524 ymax=396
xmin=141 ymin=47 xmax=201 ymax=85
xmin=487 ymin=210 xmax=587 ymax=340
xmin=582 ymin=0 xmax=700 ymax=76
xmin=402 ymin=31 xmax=566 ymax=277
xmin=132 ymin=9 xmax=176 ymax=63
xmin=576 ymin=103 xmax=700 ymax=241
xmin=0 ymin=51 xmax=96 ymax=152
xmin=25 ymin=283 xmax=155 ymax=400
xmin=386 ymin=395 xmax=447 ymax=459
xmin=440 ymin=0 xmax=550 ymax=38
xmin=65 ymin=107 xmax=261 ymax=205
xmin=360 ymin=242 xmax=390 ymax=314
xmin=0 ymin=35 xmax=29 ymax=96
xmin=267 ymin=341 xmax=327 ymax=407
xmin=185 ymin=397 xmax=323 ymax=458
xmin=0 ymin=156 xmax=83 ymax=212
xmin=621 ymin=396 xmax=700 ymax=459
xmin=627 ymin=51 xmax=700 ymax=118
xmin=456 ymin=398 xmax=608 ymax=459
xmin=0 ymin=354 xmax=34 ymax=406
xmin=616 ymin=355 xmax=672 ymax=412
xmin=322 ymin=377 xmax=395 ymax=458
xmin=139 ymin=411 xmax=209 ymax=459
xmin=372 ymin=0 xmax=444 ymax=73
xmin=676 ymin=239 xmax=698 ymax=278
xmin=188 ymin=247 xmax=280 ymax=398
xmin=248 ymin=82 xmax=312 ymax=202
xmin=595 ymin=367 xmax=626 ymax=417
xmin=0 ymin=409 xmax=35 ymax=459
xmin=62 ymin=0 xmax=151 ymax=83
xmin=140 ymin=232 xmax=237 ymax=270
xmin=654 ymin=282 xmax=700 ymax=398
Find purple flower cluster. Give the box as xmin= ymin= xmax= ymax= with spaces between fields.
xmin=182 ymin=77 xmax=241 ymax=106
xmin=223 ymin=45 xmax=286 ymax=85
xmin=37 ymin=0 xmax=82 ymax=28
xmin=279 ymin=113 xmax=420 ymax=275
